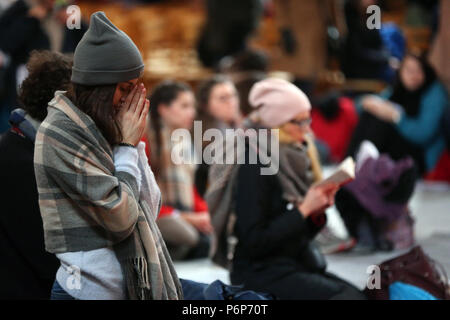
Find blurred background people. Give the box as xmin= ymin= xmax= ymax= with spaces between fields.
xmin=196 ymin=75 xmax=241 ymax=134
xmin=196 ymin=0 xmax=263 ymax=69
xmin=341 ymin=0 xmax=392 ymax=81
xmin=336 ymin=142 xmax=417 ymax=253
xmin=194 ymin=75 xmax=241 ymax=197
xmin=0 ymin=0 xmax=87 ymax=133
xmin=311 ymin=91 xmax=359 ymax=164
xmin=219 ymin=49 xmax=269 ymax=117
xmin=145 ymin=80 xmax=213 ymax=261
xmin=207 ymin=78 xmax=366 ymax=299
xmin=346 ymin=52 xmax=449 ymax=175
xmin=0 ymin=50 xmax=71 ymax=299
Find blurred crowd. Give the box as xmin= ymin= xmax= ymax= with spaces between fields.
xmin=0 ymin=0 xmax=449 ymax=300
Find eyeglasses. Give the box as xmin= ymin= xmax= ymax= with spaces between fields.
xmin=289 ymin=118 xmax=312 ymax=128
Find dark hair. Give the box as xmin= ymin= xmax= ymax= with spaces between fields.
xmin=235 ymin=73 xmax=265 ymax=116
xmin=226 ymin=50 xmax=269 ymax=73
xmin=400 ymin=51 xmax=436 ymax=89
xmin=66 ymin=83 xmax=121 ymax=146
xmin=390 ymin=51 xmax=437 ymax=117
xmin=196 ymin=75 xmax=235 ymax=149
xmin=18 ymin=50 xmax=72 ymax=121
xmin=148 ymin=80 xmax=192 ymax=178
xmin=197 ymin=74 xmax=232 ymax=115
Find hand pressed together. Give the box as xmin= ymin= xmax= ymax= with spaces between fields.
xmin=117 ymin=83 xmax=150 ymax=146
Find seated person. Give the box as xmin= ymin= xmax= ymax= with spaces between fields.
xmin=144 ymin=80 xmax=212 ymax=261
xmin=346 ymin=52 xmax=449 ymax=175
xmin=311 ymin=91 xmax=359 ymax=164
xmin=337 ymin=141 xmax=417 ymax=253
xmin=195 ymin=75 xmax=241 ymax=197
xmin=206 ymin=78 xmax=367 ymax=300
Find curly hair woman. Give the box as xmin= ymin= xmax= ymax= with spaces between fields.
xmin=0 ymin=50 xmax=72 ymax=299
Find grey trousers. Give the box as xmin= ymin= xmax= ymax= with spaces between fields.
xmin=157 ymin=215 xmax=200 ymax=260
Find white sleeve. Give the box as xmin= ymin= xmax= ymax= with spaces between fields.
xmin=113 ymin=145 xmax=142 ymax=194
xmin=136 ymin=141 xmax=162 ymax=219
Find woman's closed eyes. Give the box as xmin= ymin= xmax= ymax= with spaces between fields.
xmin=120 ymin=86 xmax=131 ymax=94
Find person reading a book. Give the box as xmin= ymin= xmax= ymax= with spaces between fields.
xmin=206 ymin=78 xmax=367 ymax=300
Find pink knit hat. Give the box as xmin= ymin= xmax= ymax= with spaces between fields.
xmin=248 ymin=78 xmax=311 ymax=128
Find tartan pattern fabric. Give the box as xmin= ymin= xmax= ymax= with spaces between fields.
xmin=34 ymin=91 xmax=182 ymax=300
xmin=149 ymin=125 xmax=195 ymax=212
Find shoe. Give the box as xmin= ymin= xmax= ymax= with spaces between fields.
xmin=315 ymin=227 xmax=357 ymax=254
xmin=348 ymin=242 xmax=377 ymax=255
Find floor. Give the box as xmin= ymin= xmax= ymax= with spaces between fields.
xmin=174 ymin=177 xmax=450 ymax=290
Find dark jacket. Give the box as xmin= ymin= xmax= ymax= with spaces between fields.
xmin=0 ymin=128 xmax=59 ymax=299
xmin=230 ymin=155 xmax=327 ymax=287
xmin=341 ymin=0 xmax=390 ymax=80
xmin=222 ymin=144 xmax=366 ymax=300
xmin=0 ymin=0 xmax=86 ymax=107
xmin=197 ymin=0 xmax=263 ymax=68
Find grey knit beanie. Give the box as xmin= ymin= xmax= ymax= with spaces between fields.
xmin=71 ymin=11 xmax=144 ymax=85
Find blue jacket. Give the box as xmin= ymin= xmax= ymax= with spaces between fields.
xmin=382 ymin=82 xmax=449 ymax=171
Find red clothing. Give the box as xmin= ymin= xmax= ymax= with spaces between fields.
xmin=142 ymin=135 xmax=151 ymax=161
xmin=311 ymin=97 xmax=358 ymax=162
xmin=141 ymin=136 xmax=209 ymax=219
xmin=159 ymin=188 xmax=209 ymax=218
xmin=425 ymin=150 xmax=450 ymax=183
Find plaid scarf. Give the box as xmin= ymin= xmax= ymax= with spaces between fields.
xmin=149 ymin=125 xmax=196 ymax=211
xmin=34 ymin=91 xmax=182 ymax=300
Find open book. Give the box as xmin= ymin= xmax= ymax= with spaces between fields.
xmin=315 ymin=157 xmax=355 ymax=188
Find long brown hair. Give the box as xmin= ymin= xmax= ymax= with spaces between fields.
xmin=196 ymin=74 xmax=234 ymax=149
xmin=148 ymin=80 xmax=192 ymax=180
xmin=196 ymin=74 xmax=231 ymax=120
xmin=66 ymin=83 xmax=122 ymax=146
